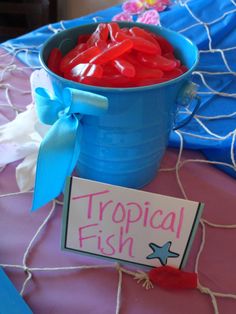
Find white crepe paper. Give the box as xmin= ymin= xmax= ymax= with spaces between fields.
xmin=0 ymin=69 xmax=52 ymax=191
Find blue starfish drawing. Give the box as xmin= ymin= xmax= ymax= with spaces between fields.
xmin=146 ymin=241 xmax=179 ymax=266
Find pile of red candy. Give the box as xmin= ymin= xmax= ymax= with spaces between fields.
xmin=47 ymin=22 xmax=188 ymax=88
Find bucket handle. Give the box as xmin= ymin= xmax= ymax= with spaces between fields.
xmin=173 ymin=82 xmax=201 ymax=130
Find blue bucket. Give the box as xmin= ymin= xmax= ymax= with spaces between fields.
xmin=39 ymin=22 xmax=199 ymax=188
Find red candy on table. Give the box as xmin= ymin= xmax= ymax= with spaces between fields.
xmin=77 ymin=34 xmax=90 ymax=44
xmin=89 ymin=39 xmax=133 ymax=65
xmin=137 ymin=53 xmax=177 ymax=71
xmin=115 ymin=31 xmax=161 ymax=55
xmin=103 ymin=62 xmax=121 ymax=76
xmin=163 ymin=68 xmax=184 ymax=80
xmin=62 ymin=46 xmax=101 ymax=73
xmin=180 ymin=65 xmax=188 ymax=73
xmin=164 ymin=52 xmax=181 ymax=68
xmin=47 ymin=22 xmax=188 ymax=87
xmin=129 ymin=26 xmax=158 ymax=45
xmin=152 ymin=34 xmax=174 ymax=54
xmin=87 ymin=23 xmax=109 ymax=47
xmin=135 ymin=65 xmax=163 ymax=80
xmin=71 ymin=63 xmax=103 ymax=80
xmin=59 ymin=43 xmax=87 ymax=73
xmin=94 ymin=39 xmax=107 ymax=50
xmin=112 ymin=58 xmax=136 ymax=78
xmin=108 ymin=22 xmax=120 ymax=41
xmin=47 ymin=48 xmax=62 ymax=75
xmin=79 ymin=75 xmax=137 ymax=88
xmin=126 ymin=35 xmax=161 ymax=55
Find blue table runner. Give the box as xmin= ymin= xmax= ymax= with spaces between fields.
xmin=1 ymin=0 xmax=236 ymax=178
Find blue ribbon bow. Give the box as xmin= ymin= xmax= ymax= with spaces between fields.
xmin=32 ymin=87 xmax=108 ymax=211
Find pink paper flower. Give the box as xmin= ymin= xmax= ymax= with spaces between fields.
xmin=142 ymin=0 xmax=170 ymax=12
xmin=161 ymin=0 xmax=171 ymax=5
xmin=112 ymin=11 xmax=134 ymax=22
xmin=146 ymin=2 xmax=167 ymax=12
xmin=122 ymin=0 xmax=145 ymax=15
xmin=112 ymin=0 xmax=171 ymax=25
xmin=136 ymin=9 xmax=160 ymax=25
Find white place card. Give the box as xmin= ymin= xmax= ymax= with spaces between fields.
xmin=61 ymin=177 xmax=203 ymax=268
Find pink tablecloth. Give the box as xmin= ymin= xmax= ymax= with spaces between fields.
xmin=1 ymin=48 xmax=236 ymax=314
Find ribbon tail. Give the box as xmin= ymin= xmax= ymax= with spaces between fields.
xmin=31 ymin=114 xmax=81 ymax=211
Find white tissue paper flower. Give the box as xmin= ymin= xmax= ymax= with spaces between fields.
xmin=0 ymin=69 xmax=52 ymax=191
xmin=0 ymin=104 xmax=50 ymax=191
